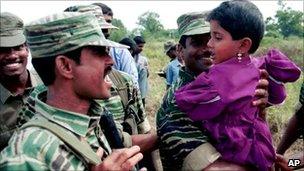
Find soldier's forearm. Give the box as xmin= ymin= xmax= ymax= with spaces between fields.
xmin=276 ymin=114 xmax=299 ymax=154
xmin=131 ymin=133 xmax=158 ymax=153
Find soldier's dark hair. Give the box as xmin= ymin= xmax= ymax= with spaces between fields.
xmin=179 ymin=35 xmax=188 ymax=48
xmin=92 ymin=3 xmax=113 ymax=16
xmin=207 ymin=0 xmax=265 ymax=53
xmin=133 ymin=36 xmax=146 ymax=44
xmin=119 ymin=37 xmax=137 ymax=52
xmin=32 ymin=47 xmax=82 ymax=86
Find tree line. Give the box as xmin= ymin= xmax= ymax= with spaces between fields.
xmin=109 ymin=2 xmax=303 ymax=42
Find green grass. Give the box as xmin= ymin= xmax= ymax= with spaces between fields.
xmin=142 ymin=36 xmax=303 ymax=155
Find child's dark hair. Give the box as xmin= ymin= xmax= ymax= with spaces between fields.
xmin=207 ymin=0 xmax=265 ymax=53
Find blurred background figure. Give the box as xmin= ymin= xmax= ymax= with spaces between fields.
xmin=133 ymin=36 xmax=149 ymax=107
xmin=163 ymin=41 xmax=183 ymax=89
xmin=119 ymin=37 xmax=138 ymax=57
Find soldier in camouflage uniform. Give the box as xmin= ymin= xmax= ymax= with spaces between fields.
xmin=0 ymin=12 xmax=42 ymax=151
xmin=64 ymin=4 xmax=156 ymax=152
xmin=0 ymin=12 xmax=143 ymax=170
xmin=156 ymin=11 xmax=270 ymax=170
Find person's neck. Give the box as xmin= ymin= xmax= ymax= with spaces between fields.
xmin=0 ymin=70 xmax=29 ymax=95
xmin=46 ymin=84 xmax=90 ymax=115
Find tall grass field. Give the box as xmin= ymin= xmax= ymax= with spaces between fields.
xmin=143 ymin=36 xmax=303 ymax=156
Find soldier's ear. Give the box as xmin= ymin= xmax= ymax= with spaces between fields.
xmin=55 ymin=55 xmax=73 ymax=79
xmin=176 ymin=43 xmax=185 ymax=61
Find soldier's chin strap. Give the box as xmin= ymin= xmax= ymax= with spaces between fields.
xmin=21 ymin=118 xmax=101 ymax=165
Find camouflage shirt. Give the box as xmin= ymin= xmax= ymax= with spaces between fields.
xmin=0 ymin=85 xmax=112 ymax=170
xmin=0 ymin=69 xmax=42 ymax=151
xmin=156 ymin=67 xmax=220 ymax=170
xmin=96 ymin=71 xmax=151 ymax=147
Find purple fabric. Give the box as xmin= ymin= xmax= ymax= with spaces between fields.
xmin=253 ymin=49 xmax=301 ymax=105
xmin=175 ymin=49 xmax=301 ymax=170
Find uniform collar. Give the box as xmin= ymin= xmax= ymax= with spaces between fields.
xmin=32 ymin=87 xmax=103 ymax=137
xmin=179 ymin=66 xmax=196 ymax=83
xmin=0 ymin=83 xmax=11 ymax=104
xmin=28 ymin=69 xmax=42 ymax=87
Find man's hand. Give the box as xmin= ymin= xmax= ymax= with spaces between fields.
xmin=253 ymin=69 xmax=269 ymax=120
xmin=275 ymin=154 xmax=292 ymax=171
xmin=91 ymin=146 xmax=143 ymax=171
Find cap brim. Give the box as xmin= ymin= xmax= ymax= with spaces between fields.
xmin=182 ymin=26 xmax=210 ymax=36
xmin=107 ymin=39 xmax=129 ymax=48
xmin=164 ymin=45 xmax=176 ymax=54
xmin=86 ymin=38 xmax=129 ymax=49
xmin=0 ymin=34 xmax=26 ymax=47
xmin=100 ymin=22 xmax=118 ymax=29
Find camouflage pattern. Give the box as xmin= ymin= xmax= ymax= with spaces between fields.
xmin=164 ymin=41 xmax=176 ymax=54
xmin=64 ymin=4 xmax=118 ymax=29
xmin=24 ymin=12 xmax=127 ymax=59
xmin=0 ymin=85 xmax=112 ymax=170
xmin=96 ymin=70 xmax=151 ymax=147
xmin=0 ymin=12 xmax=26 ymax=47
xmin=0 ymin=70 xmax=42 ymax=151
xmin=156 ymin=67 xmax=219 ymax=170
xmin=177 ymin=11 xmax=210 ymax=36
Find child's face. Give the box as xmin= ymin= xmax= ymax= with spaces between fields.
xmin=207 ymin=20 xmax=241 ymax=64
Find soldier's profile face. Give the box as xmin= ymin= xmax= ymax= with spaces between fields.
xmin=72 ymin=46 xmax=113 ymax=99
xmin=0 ymin=44 xmax=28 ymax=77
xmin=181 ymin=33 xmax=212 ymax=76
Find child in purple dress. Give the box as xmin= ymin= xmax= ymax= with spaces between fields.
xmin=174 ymin=1 xmax=301 ymax=170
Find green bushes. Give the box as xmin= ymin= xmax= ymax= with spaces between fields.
xmin=255 ymin=36 xmax=303 ymax=69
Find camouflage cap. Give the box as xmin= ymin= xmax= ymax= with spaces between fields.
xmin=177 ymin=11 xmax=210 ymax=36
xmin=164 ymin=41 xmax=176 ymax=54
xmin=25 ymin=12 xmax=127 ymax=59
xmin=64 ymin=4 xmax=118 ymax=29
xmin=0 ymin=12 xmax=26 ymax=47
